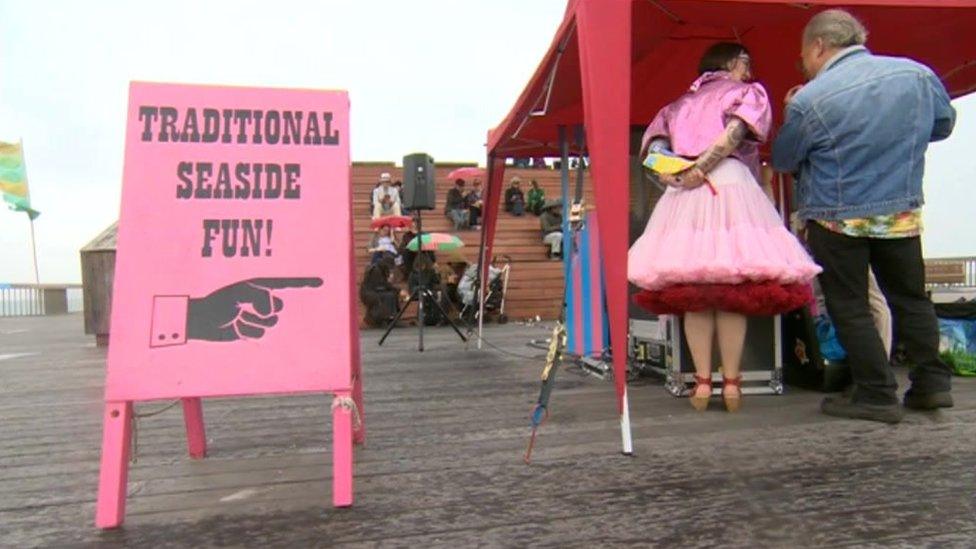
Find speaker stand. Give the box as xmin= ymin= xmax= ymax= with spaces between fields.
xmin=377 ymin=209 xmax=468 ymax=351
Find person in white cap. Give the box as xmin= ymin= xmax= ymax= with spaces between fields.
xmin=371 ymin=172 xmax=402 ymax=219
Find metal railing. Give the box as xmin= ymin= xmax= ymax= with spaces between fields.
xmin=0 ymin=284 xmax=83 ymax=317
xmin=1 ymin=259 xmax=971 ymax=317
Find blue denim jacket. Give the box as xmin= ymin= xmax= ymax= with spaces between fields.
xmin=772 ymin=47 xmax=956 ymax=221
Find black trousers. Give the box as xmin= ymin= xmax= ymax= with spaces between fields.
xmin=469 ymin=206 xmax=482 ymax=226
xmin=806 ymin=222 xmax=951 ymax=404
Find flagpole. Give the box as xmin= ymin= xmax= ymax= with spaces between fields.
xmin=19 ymin=139 xmax=40 ymax=285
xmin=28 ymin=215 xmax=40 ymax=285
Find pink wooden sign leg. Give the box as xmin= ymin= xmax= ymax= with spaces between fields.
xmin=332 ymin=392 xmax=354 ymax=507
xmin=181 ymin=398 xmax=207 ymax=459
xmin=352 ymin=370 xmax=366 ymax=446
xmin=95 ymin=401 xmax=133 ymax=529
xmin=349 ymin=287 xmax=366 ymax=446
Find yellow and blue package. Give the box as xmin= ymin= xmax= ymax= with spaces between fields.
xmin=642 ymin=150 xmax=695 ymax=175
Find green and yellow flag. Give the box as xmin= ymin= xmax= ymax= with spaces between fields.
xmin=0 ymin=140 xmax=40 ymax=220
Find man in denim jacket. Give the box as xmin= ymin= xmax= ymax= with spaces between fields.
xmin=773 ymin=9 xmax=957 ymax=423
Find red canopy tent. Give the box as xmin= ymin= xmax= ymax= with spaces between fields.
xmin=478 ymin=0 xmax=976 ymax=451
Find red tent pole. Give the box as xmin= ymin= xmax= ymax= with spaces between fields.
xmin=577 ymin=0 xmax=634 ymax=453
xmin=476 ymin=154 xmax=507 ymax=347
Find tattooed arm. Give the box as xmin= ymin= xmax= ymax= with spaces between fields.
xmin=675 ymin=118 xmax=749 ymax=189
xmin=696 ymin=117 xmax=748 ymax=173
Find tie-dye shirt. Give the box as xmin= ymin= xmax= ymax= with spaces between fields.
xmin=815 ymin=209 xmax=922 ymax=239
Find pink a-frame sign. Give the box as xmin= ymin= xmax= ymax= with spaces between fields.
xmin=96 ymin=81 xmax=363 ymax=529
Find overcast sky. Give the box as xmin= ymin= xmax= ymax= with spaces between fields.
xmin=1 ymin=0 xmax=973 ymax=284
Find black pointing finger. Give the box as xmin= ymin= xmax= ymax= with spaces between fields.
xmin=248 ymin=277 xmax=323 ymax=290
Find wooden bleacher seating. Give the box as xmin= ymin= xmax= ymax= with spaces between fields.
xmin=352 ymin=162 xmax=593 ymax=325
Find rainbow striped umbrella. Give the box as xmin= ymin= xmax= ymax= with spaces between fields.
xmin=406 ymin=233 xmax=464 ymax=252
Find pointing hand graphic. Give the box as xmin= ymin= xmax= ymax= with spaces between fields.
xmin=185 ymin=277 xmax=323 ymax=342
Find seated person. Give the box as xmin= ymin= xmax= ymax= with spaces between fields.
xmin=367 ymin=226 xmax=400 ymax=265
xmin=465 ymin=179 xmax=484 ymax=228
xmin=371 ymin=172 xmax=402 ymax=219
xmin=445 ymin=179 xmax=470 ymax=230
xmin=359 ymin=256 xmax=399 ymax=327
xmin=458 ymin=264 xmax=478 ymax=307
xmin=540 ymin=202 xmax=563 ymax=259
xmin=440 ymin=253 xmax=468 ymax=310
xmin=408 ymin=253 xmax=449 ymax=326
xmin=458 ymin=260 xmax=504 ymax=313
xmin=504 ymin=177 xmax=525 ymax=216
xmin=526 ymin=179 xmax=545 ymax=216
xmin=398 ymin=219 xmax=418 ymax=276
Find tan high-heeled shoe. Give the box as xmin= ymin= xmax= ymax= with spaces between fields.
xmin=723 ymin=375 xmax=742 ymax=412
xmin=690 ymin=374 xmax=712 ymax=412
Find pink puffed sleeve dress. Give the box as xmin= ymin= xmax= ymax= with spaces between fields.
xmin=627 ymin=72 xmax=821 ymax=315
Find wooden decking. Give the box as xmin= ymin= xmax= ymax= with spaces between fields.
xmin=2 ymin=314 xmax=976 ymax=547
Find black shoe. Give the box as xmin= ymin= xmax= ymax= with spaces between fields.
xmin=821 ymin=396 xmax=904 ymax=424
xmin=903 ymin=389 xmax=953 ymax=410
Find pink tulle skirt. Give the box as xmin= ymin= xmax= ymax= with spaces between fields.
xmin=628 ymin=158 xmax=821 ymax=315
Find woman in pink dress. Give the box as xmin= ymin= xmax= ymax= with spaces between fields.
xmin=629 ymin=43 xmax=821 ymax=412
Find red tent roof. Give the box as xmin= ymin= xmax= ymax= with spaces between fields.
xmin=488 ymin=0 xmax=976 ymax=157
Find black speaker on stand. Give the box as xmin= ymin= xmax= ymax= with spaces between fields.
xmin=378 ymin=153 xmax=467 ymax=351
xmin=401 ymin=152 xmax=437 ymax=211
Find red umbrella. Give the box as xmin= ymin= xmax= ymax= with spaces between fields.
xmin=369 ymin=215 xmax=412 ymax=230
xmin=447 ymin=167 xmax=486 ymax=181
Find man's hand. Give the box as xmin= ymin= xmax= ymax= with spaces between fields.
xmin=785 ymin=85 xmax=804 ymax=105
xmin=186 ymin=277 xmax=323 ymax=342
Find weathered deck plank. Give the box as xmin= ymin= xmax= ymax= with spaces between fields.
xmin=1 ymin=314 xmax=974 ymax=548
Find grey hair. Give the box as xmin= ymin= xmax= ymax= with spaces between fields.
xmin=803 ymin=9 xmax=868 ymax=48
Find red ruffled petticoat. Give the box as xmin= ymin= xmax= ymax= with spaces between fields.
xmin=633 ymin=281 xmax=813 ymax=316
